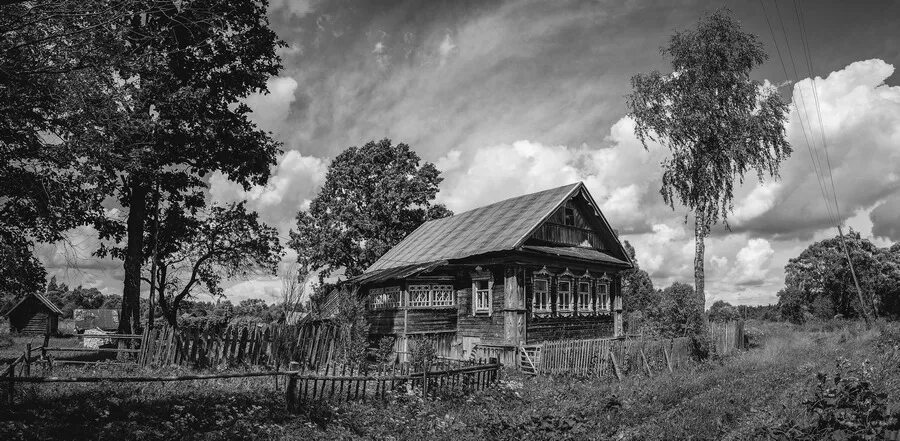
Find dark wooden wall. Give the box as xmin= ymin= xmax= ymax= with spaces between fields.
xmin=8 ymin=296 xmax=58 ymax=335
xmin=526 ymin=315 xmax=614 ymax=343
xmin=531 ymin=201 xmax=605 ymax=249
xmin=456 ymin=266 xmax=507 ymax=345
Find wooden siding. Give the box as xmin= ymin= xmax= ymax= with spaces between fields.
xmin=8 ymin=296 xmax=59 ymax=335
xmin=456 ymin=268 xmax=507 ymax=344
xmin=530 ymin=201 xmax=605 ymax=249
xmin=526 ymin=315 xmax=614 ymax=343
xmin=531 ymin=223 xmax=603 ymax=249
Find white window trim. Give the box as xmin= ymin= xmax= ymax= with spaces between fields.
xmin=557 ymin=278 xmax=574 ymax=314
xmin=406 ymin=283 xmax=456 ymax=309
xmin=577 ymin=280 xmax=592 ymax=315
xmin=597 ymin=281 xmax=610 ymax=312
xmin=532 ymin=277 xmax=551 ymax=315
xmin=369 ymin=286 xmax=401 ymax=310
xmin=472 ymin=277 xmax=493 ymax=316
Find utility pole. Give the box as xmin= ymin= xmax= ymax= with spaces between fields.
xmin=836 ymin=225 xmax=871 ymax=326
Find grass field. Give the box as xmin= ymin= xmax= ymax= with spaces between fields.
xmin=1 ymin=320 xmax=898 ymax=440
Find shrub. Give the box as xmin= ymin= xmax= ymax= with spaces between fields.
xmin=767 ymin=357 xmax=899 ymax=440
xmin=409 ymin=338 xmax=437 ymax=371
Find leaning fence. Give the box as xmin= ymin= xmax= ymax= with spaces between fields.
xmin=284 ymin=359 xmax=500 ymax=410
xmin=138 ymin=321 xmax=336 ymax=370
xmin=534 ymin=321 xmax=746 ymax=378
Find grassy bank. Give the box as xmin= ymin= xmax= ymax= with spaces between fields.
xmin=1 ymin=321 xmax=897 ymax=440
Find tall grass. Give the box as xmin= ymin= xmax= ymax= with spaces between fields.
xmin=1 ymin=320 xmax=898 ymax=440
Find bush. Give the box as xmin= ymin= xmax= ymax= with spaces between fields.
xmin=767 ymin=357 xmax=899 ymax=440
xmin=409 ymin=338 xmax=437 ymax=370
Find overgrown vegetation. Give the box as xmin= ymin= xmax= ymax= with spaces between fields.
xmin=3 ymin=321 xmax=897 ymax=440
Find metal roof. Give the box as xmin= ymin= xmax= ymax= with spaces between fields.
xmin=365 ymin=182 xmax=590 ymax=273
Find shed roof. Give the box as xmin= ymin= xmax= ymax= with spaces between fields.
xmin=364 ymin=182 xmax=632 ymax=273
xmin=2 ymin=292 xmax=64 ymax=317
xmin=73 ymin=309 xmax=119 ymax=331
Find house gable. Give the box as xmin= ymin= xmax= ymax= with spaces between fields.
xmin=522 ymin=185 xmax=631 ymax=264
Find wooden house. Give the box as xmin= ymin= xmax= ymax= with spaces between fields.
xmin=337 ymin=182 xmax=633 ymax=362
xmin=3 ymin=292 xmax=63 ymax=335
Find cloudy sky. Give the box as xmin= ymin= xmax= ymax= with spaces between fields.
xmin=42 ymin=0 xmax=900 ymax=307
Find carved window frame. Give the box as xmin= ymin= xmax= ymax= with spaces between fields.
xmin=532 ymin=266 xmax=552 ymax=315
xmin=556 ymin=268 xmax=575 ymax=315
xmin=471 ymin=267 xmax=493 ymax=316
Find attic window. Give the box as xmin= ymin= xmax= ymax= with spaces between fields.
xmin=564 ymin=207 xmax=575 ymax=226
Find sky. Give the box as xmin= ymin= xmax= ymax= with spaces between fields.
xmin=39 ymin=0 xmax=900 ymax=307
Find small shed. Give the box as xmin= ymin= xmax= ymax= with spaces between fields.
xmin=3 ymin=293 xmax=63 ymax=335
xmin=73 ymin=309 xmax=120 ymax=332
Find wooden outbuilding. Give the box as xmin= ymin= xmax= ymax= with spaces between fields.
xmin=3 ymin=292 xmax=63 ymax=335
xmin=326 ymin=182 xmax=634 ymax=363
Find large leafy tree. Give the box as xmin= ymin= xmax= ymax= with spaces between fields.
xmin=55 ymin=0 xmax=285 ymax=334
xmin=627 ymin=9 xmax=791 ymax=307
xmin=290 ymin=139 xmax=452 ymax=280
xmin=781 ymin=230 xmax=898 ymax=320
xmin=145 ymin=203 xmax=282 ymax=327
xmin=1 ymin=0 xmax=124 ymax=291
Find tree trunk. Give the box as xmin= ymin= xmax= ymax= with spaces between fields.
xmin=694 ymin=215 xmax=706 ymax=313
xmin=119 ymin=181 xmax=148 ymax=336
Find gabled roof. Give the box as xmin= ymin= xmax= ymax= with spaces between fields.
xmin=3 ymin=292 xmax=64 ymax=317
xmin=364 ymin=182 xmax=633 ymax=274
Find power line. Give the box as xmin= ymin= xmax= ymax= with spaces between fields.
xmin=758 ymin=0 xmax=838 ymax=228
xmin=791 ymin=0 xmax=874 ymax=321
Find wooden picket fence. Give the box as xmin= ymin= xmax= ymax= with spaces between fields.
xmin=285 ymin=359 xmax=500 ymax=411
xmin=708 ymin=320 xmax=746 ymax=355
xmin=531 ymin=321 xmax=747 ymax=378
xmin=534 ymin=336 xmax=693 ymax=377
xmin=139 ymin=321 xmax=337 ymax=370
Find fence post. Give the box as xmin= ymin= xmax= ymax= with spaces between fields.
xmin=6 ymin=364 xmax=13 ymax=406
xmin=609 ymin=351 xmax=622 ymax=380
xmin=285 ymin=374 xmax=298 ymax=412
xmin=24 ymin=344 xmax=31 ymax=377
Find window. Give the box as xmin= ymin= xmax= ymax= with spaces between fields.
xmin=370 ymin=286 xmax=400 ymax=310
xmin=431 ymin=284 xmax=455 ymax=307
xmin=557 ymin=279 xmax=573 ymax=313
xmin=407 ymin=284 xmax=455 ymax=308
xmin=577 ymin=281 xmax=591 ymax=313
xmin=533 ymin=278 xmax=550 ymax=313
xmin=369 ymin=288 xmax=384 ymax=309
xmin=408 ymin=284 xmax=431 ymax=307
xmin=597 ymin=283 xmax=609 ymax=312
xmin=564 ymin=207 xmax=575 ymax=226
xmin=473 ymin=279 xmax=492 ymax=314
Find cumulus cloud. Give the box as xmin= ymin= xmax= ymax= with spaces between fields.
xmin=728 ymin=60 xmax=900 ymax=239
xmin=243 ymin=76 xmax=299 ymax=133
xmin=209 ymin=150 xmax=328 ymax=234
xmin=871 ymin=194 xmax=900 ymax=242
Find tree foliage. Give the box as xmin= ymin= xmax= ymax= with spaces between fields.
xmin=627 ymin=9 xmax=791 ymax=302
xmin=146 ymin=202 xmax=282 ymax=327
xmin=652 ymin=282 xmax=706 ymax=338
xmin=707 ymin=300 xmax=740 ymax=323
xmin=290 ymin=139 xmax=452 ymax=280
xmin=62 ymin=0 xmax=284 ymax=334
xmin=779 ymin=230 xmax=900 ymax=321
xmin=620 ymin=240 xmax=658 ymax=332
